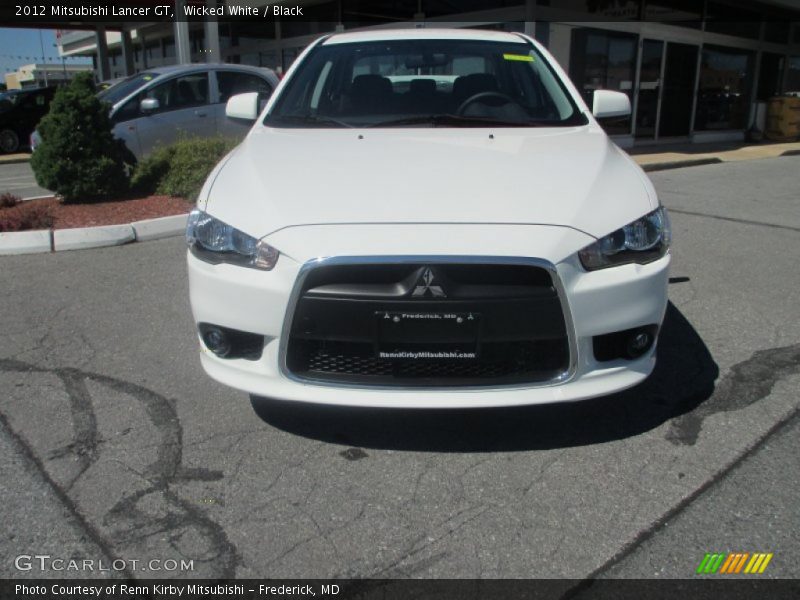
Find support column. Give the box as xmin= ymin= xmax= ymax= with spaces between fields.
xmin=140 ymin=30 xmax=147 ymax=69
xmin=174 ymin=0 xmax=192 ymax=64
xmin=95 ymin=25 xmax=111 ymax=81
xmin=205 ymin=0 xmax=221 ymax=63
xmin=121 ymin=28 xmax=135 ymax=75
xmin=524 ymin=0 xmax=536 ymax=37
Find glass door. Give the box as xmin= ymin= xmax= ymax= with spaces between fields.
xmin=659 ymin=42 xmax=698 ymax=137
xmin=635 ymin=39 xmax=664 ymax=139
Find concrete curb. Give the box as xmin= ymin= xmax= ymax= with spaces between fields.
xmin=0 ymin=213 xmax=189 ymax=256
xmin=0 ymin=155 xmax=31 ymax=166
xmin=54 ymin=224 xmax=136 ymax=252
xmin=640 ymin=158 xmax=723 ymax=172
xmin=0 ymin=229 xmax=51 ymax=255
xmin=132 ymin=213 xmax=189 ymax=242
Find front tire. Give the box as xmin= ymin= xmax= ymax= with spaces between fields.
xmin=0 ymin=128 xmax=20 ymax=154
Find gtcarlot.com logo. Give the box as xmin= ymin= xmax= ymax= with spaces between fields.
xmin=14 ymin=555 xmax=194 ymax=572
xmin=696 ymin=552 xmax=773 ymax=575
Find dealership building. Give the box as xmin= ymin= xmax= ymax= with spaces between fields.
xmin=56 ymin=0 xmax=800 ymax=147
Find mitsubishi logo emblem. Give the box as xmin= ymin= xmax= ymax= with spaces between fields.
xmin=412 ymin=267 xmax=446 ymax=297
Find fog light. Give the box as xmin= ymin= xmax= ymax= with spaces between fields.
xmin=626 ymin=330 xmax=653 ymax=358
xmin=198 ymin=323 xmax=265 ymax=360
xmin=202 ymin=326 xmax=231 ymax=358
xmin=593 ymin=325 xmax=658 ymax=362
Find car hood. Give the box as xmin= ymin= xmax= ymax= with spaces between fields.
xmin=204 ymin=125 xmax=657 ymax=241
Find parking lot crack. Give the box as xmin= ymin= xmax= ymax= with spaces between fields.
xmin=668 ymin=208 xmax=800 ymax=233
xmin=0 ymin=358 xmax=240 ymax=578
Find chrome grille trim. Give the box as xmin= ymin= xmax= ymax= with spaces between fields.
xmin=278 ymin=255 xmax=578 ymax=391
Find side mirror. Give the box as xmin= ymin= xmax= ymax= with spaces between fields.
xmin=226 ymin=92 xmax=259 ymax=121
xmin=592 ymin=90 xmax=631 ymax=119
xmin=140 ymin=97 xmax=160 ymax=113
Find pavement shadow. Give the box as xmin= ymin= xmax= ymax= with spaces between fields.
xmin=250 ymin=301 xmax=719 ymax=452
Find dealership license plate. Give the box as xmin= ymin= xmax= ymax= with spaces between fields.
xmin=376 ymin=311 xmax=481 ymax=360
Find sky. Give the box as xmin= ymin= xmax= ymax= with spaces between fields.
xmin=0 ymin=28 xmax=92 ymax=79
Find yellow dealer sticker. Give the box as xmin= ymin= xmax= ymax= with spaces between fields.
xmin=503 ymin=53 xmax=534 ymax=62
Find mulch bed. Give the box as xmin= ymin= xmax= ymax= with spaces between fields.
xmin=32 ymin=195 xmax=192 ymax=229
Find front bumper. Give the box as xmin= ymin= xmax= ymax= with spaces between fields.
xmin=187 ymin=224 xmax=669 ymax=408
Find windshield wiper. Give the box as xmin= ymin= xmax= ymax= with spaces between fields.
xmin=367 ymin=114 xmax=545 ymax=128
xmin=269 ymin=114 xmax=354 ymax=128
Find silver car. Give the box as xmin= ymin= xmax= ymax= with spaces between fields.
xmin=33 ymin=64 xmax=278 ymax=160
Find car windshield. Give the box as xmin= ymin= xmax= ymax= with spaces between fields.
xmin=98 ymin=72 xmax=158 ymax=105
xmin=265 ymin=37 xmax=587 ymax=128
xmin=0 ymin=90 xmax=23 ymax=111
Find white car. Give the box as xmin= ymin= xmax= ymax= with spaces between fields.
xmin=186 ymin=29 xmax=671 ymax=409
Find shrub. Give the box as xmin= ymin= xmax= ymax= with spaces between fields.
xmin=130 ymin=144 xmax=175 ymax=196
xmin=0 ymin=201 xmax=54 ymax=232
xmin=132 ymin=137 xmax=237 ymax=200
xmin=30 ymin=72 xmax=132 ymax=204
xmin=0 ymin=192 xmax=20 ymax=208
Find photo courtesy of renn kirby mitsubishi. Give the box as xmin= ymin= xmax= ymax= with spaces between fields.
xmin=186 ymin=28 xmax=671 ymax=409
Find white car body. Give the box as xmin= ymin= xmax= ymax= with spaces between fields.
xmin=187 ymin=29 xmax=670 ymax=408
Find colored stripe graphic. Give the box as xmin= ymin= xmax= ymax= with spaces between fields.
xmin=698 ymin=552 xmax=773 ymax=575
xmin=719 ymin=554 xmax=736 ymax=574
xmin=759 ymin=554 xmax=773 ymax=573
xmin=696 ymin=553 xmax=712 ymax=574
xmin=697 ymin=553 xmax=726 ymax=574
xmin=734 ymin=553 xmax=750 ymax=573
xmin=744 ymin=553 xmax=774 ymax=574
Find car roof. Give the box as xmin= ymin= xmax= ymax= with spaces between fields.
xmin=142 ymin=63 xmax=275 ymax=76
xmin=323 ymin=28 xmax=527 ymax=45
xmin=107 ymin=63 xmax=278 ymax=109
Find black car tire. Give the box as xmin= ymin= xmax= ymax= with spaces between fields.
xmin=0 ymin=128 xmax=20 ymax=154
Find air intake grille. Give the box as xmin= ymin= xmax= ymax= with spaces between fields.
xmin=284 ymin=262 xmax=571 ymax=387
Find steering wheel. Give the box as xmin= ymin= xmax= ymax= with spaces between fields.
xmin=456 ymin=91 xmax=516 ymax=116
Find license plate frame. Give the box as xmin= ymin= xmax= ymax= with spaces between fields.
xmin=375 ymin=311 xmax=481 ymax=360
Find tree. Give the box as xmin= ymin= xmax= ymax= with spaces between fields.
xmin=31 ymin=72 xmax=132 ymax=203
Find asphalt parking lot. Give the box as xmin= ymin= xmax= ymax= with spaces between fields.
xmin=0 ymin=162 xmax=51 ymax=199
xmin=0 ymin=157 xmax=798 ymax=583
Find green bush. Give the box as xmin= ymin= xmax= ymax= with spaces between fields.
xmin=30 ymin=72 xmax=132 ymax=203
xmin=132 ymin=137 xmax=237 ymax=200
xmin=130 ymin=144 xmax=175 ymax=195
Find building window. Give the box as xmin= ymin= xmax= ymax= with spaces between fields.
xmin=786 ymin=56 xmax=800 ymax=93
xmin=569 ymin=27 xmax=637 ymax=135
xmin=695 ymin=45 xmax=754 ymax=131
xmin=757 ymin=52 xmax=784 ymax=101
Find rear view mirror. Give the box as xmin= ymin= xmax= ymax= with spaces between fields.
xmin=592 ymin=90 xmax=631 ymax=119
xmin=405 ymin=53 xmax=449 ymax=69
xmin=140 ymin=97 xmax=160 ymax=113
xmin=226 ymin=92 xmax=260 ymax=121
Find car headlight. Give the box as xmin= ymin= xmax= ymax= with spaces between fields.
xmin=186 ymin=209 xmax=279 ymax=270
xmin=579 ymin=207 xmax=671 ymax=271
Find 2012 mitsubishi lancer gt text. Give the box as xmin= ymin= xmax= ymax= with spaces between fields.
xmin=186 ymin=29 xmax=671 ymax=408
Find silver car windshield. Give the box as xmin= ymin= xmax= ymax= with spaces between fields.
xmin=265 ymin=38 xmax=587 ymax=128
xmin=99 ymin=72 xmax=159 ymax=106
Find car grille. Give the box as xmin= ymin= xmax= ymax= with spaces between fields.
xmin=283 ymin=262 xmax=572 ymax=387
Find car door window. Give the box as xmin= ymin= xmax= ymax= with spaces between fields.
xmin=144 ymin=72 xmax=209 ymax=112
xmin=20 ymin=93 xmax=40 ymax=110
xmin=216 ymin=71 xmax=273 ymax=103
xmin=112 ymin=96 xmax=140 ymax=123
